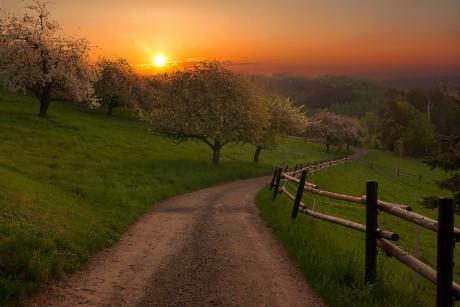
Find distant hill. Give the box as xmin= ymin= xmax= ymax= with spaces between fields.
xmin=264 ymin=74 xmax=387 ymax=117
xmin=380 ymin=76 xmax=460 ymax=90
xmin=259 ymin=74 xmax=460 ymax=118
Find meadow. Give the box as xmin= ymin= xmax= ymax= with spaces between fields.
xmin=256 ymin=149 xmax=459 ymax=306
xmin=0 ymin=90 xmax=347 ymax=304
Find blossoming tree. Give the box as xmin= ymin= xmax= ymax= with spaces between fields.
xmin=251 ymin=91 xmax=305 ymax=163
xmin=0 ymin=0 xmax=98 ymax=117
xmin=94 ymin=57 xmax=138 ymax=116
xmin=304 ymin=110 xmax=347 ymax=152
xmin=141 ymin=61 xmax=270 ymax=165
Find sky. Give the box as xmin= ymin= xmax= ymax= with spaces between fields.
xmin=2 ymin=0 xmax=460 ymax=80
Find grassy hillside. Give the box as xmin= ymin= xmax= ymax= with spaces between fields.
xmin=256 ymin=149 xmax=458 ymax=306
xmin=0 ymin=90 xmax=348 ymax=304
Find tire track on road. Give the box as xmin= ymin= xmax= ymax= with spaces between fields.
xmin=28 ymin=177 xmax=325 ymax=307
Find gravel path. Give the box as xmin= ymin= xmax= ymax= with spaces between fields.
xmin=27 ymin=177 xmax=325 ymax=307
xmin=349 ymin=147 xmax=368 ymax=160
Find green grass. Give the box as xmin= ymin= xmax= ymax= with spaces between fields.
xmin=0 ymin=90 xmax=349 ymax=305
xmin=256 ymin=149 xmax=459 ymax=306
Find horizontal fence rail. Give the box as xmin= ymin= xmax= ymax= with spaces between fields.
xmin=269 ymin=156 xmax=459 ymax=306
xmin=279 ymin=164 xmax=460 ymax=241
xmin=287 ymin=157 xmax=351 ymax=177
xmin=283 ymin=174 xmax=412 ymax=211
xmin=280 ymin=187 xmax=399 ymax=241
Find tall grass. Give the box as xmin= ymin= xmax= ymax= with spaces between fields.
xmin=256 ymin=151 xmax=458 ymax=306
xmin=0 ymin=90 xmax=348 ymax=304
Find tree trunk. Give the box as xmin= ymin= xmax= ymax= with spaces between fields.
xmin=253 ymin=145 xmax=263 ymax=163
xmin=39 ymin=100 xmax=50 ymax=118
xmin=108 ymin=104 xmax=113 ymax=116
xmin=212 ymin=140 xmax=221 ymax=165
xmin=38 ymin=86 xmax=51 ymax=118
xmin=347 ymin=143 xmax=350 ymax=150
xmin=212 ymin=150 xmax=220 ymax=165
xmin=326 ymin=143 xmax=330 ymax=152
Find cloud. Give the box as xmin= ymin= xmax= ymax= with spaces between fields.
xmin=224 ymin=60 xmax=259 ymax=67
xmin=133 ymin=57 xmax=259 ymax=75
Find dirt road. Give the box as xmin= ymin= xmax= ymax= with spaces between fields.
xmin=349 ymin=147 xmax=368 ymax=160
xmin=28 ymin=177 xmax=325 ymax=306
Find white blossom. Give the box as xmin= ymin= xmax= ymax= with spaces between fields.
xmin=0 ymin=0 xmax=99 ymax=117
xmin=141 ymin=60 xmax=270 ymax=165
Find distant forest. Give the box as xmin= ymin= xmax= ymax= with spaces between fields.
xmin=266 ymin=74 xmax=387 ymax=116
xmin=266 ymin=74 xmax=459 ymax=115
xmin=265 ymin=74 xmax=460 ymax=136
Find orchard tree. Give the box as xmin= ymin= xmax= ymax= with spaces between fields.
xmin=304 ymin=110 xmax=347 ymax=152
xmin=94 ymin=57 xmax=137 ymax=116
xmin=135 ymin=74 xmax=168 ymax=112
xmin=251 ymin=92 xmax=305 ymax=163
xmin=140 ymin=61 xmax=269 ymax=165
xmin=0 ymin=0 xmax=98 ymax=117
xmin=342 ymin=116 xmax=366 ymax=150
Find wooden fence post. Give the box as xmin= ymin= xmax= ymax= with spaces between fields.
xmin=365 ymin=180 xmax=378 ymax=284
xmin=294 ymin=164 xmax=298 ymax=171
xmin=436 ymin=197 xmax=455 ymax=307
xmin=269 ymin=167 xmax=278 ymax=190
xmin=272 ymin=168 xmax=282 ymax=200
xmin=285 ymin=165 xmax=289 ymax=172
xmin=291 ymin=169 xmax=308 ymax=220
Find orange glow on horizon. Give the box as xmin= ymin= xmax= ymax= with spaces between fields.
xmin=5 ymin=1 xmax=457 ymax=79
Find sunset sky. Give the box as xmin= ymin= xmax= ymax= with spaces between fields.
xmin=2 ymin=0 xmax=460 ymax=79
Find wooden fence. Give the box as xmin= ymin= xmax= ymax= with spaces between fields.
xmin=354 ymin=160 xmax=440 ymax=184
xmin=280 ymin=156 xmax=351 ymax=176
xmin=269 ymin=159 xmax=459 ymax=307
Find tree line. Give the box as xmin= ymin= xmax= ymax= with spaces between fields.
xmin=266 ymin=72 xmax=459 ymax=159
xmin=1 ymin=0 xmax=458 ymax=194
xmin=0 ymin=0 xmax=381 ymax=166
xmin=0 ymin=1 xmax=309 ymax=166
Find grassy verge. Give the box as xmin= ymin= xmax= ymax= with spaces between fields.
xmin=256 ymin=149 xmax=459 ymax=306
xmin=0 ymin=90 xmax=348 ymax=305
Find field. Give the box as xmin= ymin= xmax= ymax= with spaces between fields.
xmin=0 ymin=90 xmax=348 ymax=304
xmin=2 ymin=89 xmax=457 ymax=306
xmin=256 ymin=149 xmax=459 ymax=306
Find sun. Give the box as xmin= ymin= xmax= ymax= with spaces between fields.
xmin=154 ymin=55 xmax=166 ymax=67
